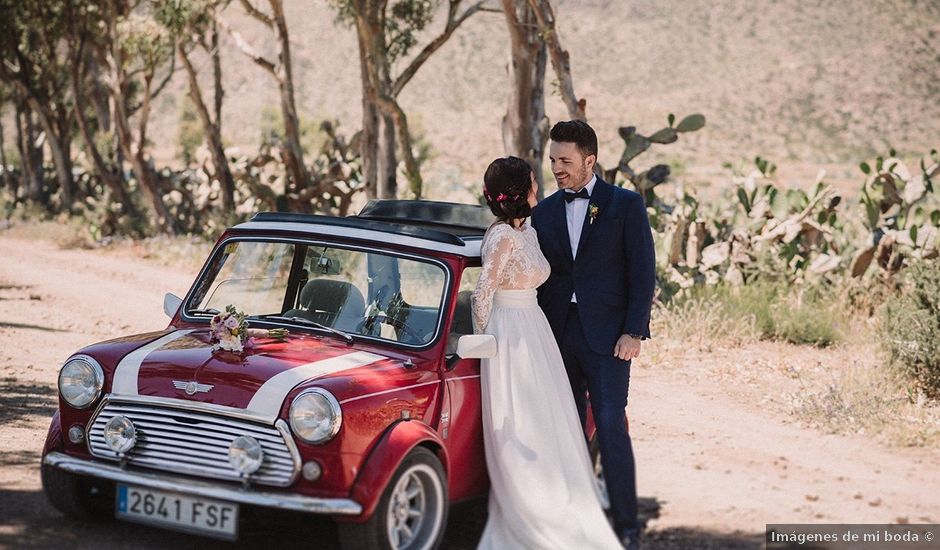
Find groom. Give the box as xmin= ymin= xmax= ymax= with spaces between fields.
xmin=531 ymin=120 xmax=656 ymax=549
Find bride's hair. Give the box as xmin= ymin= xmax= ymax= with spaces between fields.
xmin=483 ymin=156 xmax=532 ymax=223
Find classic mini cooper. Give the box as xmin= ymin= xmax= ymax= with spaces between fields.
xmin=41 ymin=201 xmax=604 ymax=548
xmin=42 ymin=201 xmax=597 ymax=549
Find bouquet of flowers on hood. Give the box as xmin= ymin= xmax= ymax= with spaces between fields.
xmin=210 ymin=305 xmax=288 ymax=353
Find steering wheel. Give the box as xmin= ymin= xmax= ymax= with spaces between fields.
xmin=355 ymin=314 xmax=424 ymax=343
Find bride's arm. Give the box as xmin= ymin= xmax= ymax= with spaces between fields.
xmin=471 ymin=227 xmax=514 ymax=334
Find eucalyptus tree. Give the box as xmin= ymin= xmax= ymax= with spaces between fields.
xmin=63 ymin=0 xmax=138 ymax=216
xmin=157 ymin=0 xmax=235 ymax=214
xmin=99 ymin=0 xmax=180 ymax=233
xmin=0 ymin=0 xmax=76 ymax=207
xmin=330 ymin=0 xmax=487 ymax=199
xmin=500 ymin=0 xmax=548 ymax=193
xmin=224 ymin=0 xmax=311 ymax=200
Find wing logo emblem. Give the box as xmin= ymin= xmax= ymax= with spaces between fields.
xmin=172 ymin=380 xmax=214 ymax=396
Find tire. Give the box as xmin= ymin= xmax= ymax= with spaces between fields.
xmin=338 ymin=447 xmax=448 ymax=550
xmin=41 ymin=463 xmax=114 ymax=521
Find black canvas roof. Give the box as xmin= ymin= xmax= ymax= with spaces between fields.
xmin=248 ymin=200 xmax=493 ymax=246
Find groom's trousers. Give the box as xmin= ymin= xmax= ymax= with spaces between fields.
xmin=560 ymin=303 xmax=638 ymax=536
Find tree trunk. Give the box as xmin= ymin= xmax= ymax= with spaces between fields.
xmin=526 ymin=0 xmax=585 ymax=122
xmin=377 ymin=113 xmax=397 ymax=198
xmin=269 ymin=0 xmax=310 ymax=197
xmin=501 ymin=0 xmax=549 ymax=197
xmin=0 ymin=115 xmax=13 ymax=193
xmin=360 ymin=88 xmax=379 ymax=199
xmin=179 ymin=46 xmax=235 ymax=213
xmin=15 ymin=100 xmax=45 ymax=204
xmin=70 ymin=50 xmax=135 ymax=215
xmin=21 ymin=95 xmax=74 ymax=207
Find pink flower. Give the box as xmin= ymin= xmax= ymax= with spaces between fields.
xmin=223 ymin=315 xmax=239 ymax=329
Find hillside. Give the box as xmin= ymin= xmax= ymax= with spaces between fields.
xmin=146 ymin=0 xmax=940 ymax=200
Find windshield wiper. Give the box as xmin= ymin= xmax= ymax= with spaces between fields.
xmin=252 ymin=314 xmax=354 ymax=345
xmin=189 ymin=307 xmax=220 ymax=316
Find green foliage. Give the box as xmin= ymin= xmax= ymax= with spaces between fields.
xmin=328 ymin=0 xmax=436 ymax=62
xmin=881 ymin=261 xmax=940 ymax=397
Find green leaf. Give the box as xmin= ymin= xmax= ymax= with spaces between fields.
xmin=931 ymin=210 xmax=940 ymax=226
xmin=910 ymin=225 xmax=918 ymax=244
xmin=667 ymin=113 xmax=675 ymax=127
xmin=648 ymin=128 xmax=679 ymax=144
xmin=860 ymin=162 xmax=871 ymax=175
xmin=618 ymin=134 xmax=650 ymax=166
xmin=675 ymin=114 xmax=706 ymax=133
xmin=737 ymin=187 xmax=751 ymax=213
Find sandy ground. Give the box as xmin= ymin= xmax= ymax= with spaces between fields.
xmin=0 ymin=235 xmax=937 ymax=549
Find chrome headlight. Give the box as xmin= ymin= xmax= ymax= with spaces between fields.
xmin=229 ymin=435 xmax=264 ymax=475
xmin=289 ymin=388 xmax=342 ymax=444
xmin=104 ymin=415 xmax=137 ymax=454
xmin=58 ymin=355 xmax=104 ymax=409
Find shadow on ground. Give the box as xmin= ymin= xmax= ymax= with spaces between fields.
xmin=0 ymin=379 xmax=56 ymax=425
xmin=0 ymin=484 xmax=761 ymax=550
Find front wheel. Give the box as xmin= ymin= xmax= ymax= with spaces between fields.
xmin=41 ymin=462 xmax=114 ymax=521
xmin=339 ymin=447 xmax=448 ymax=550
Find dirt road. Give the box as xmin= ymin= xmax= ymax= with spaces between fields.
xmin=0 ymin=235 xmax=937 ymax=549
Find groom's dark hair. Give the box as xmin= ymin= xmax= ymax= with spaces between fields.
xmin=483 ymin=156 xmax=533 ymax=223
xmin=550 ymin=120 xmax=598 ymax=159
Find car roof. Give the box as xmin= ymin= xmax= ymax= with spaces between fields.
xmin=232 ymin=200 xmax=494 ymax=258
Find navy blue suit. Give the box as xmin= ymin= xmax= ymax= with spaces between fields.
xmin=531 ymin=178 xmax=656 ymax=536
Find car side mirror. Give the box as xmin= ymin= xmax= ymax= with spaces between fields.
xmin=455 ymin=334 xmax=497 ymax=360
xmin=164 ymin=293 xmax=182 ymax=318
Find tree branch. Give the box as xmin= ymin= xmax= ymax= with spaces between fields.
xmin=218 ymin=18 xmax=278 ymax=77
xmin=391 ymin=0 xmax=485 ymax=97
xmin=239 ymin=0 xmax=275 ymax=28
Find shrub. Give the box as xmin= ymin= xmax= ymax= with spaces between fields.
xmin=881 ymin=261 xmax=940 ymax=397
xmin=661 ymin=281 xmax=841 ymax=347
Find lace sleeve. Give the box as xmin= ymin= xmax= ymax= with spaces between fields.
xmin=471 ymin=225 xmax=515 ymax=333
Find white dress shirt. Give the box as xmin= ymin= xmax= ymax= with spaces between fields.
xmin=565 ymin=175 xmax=597 ymax=302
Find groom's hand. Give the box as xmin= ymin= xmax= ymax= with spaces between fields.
xmin=614 ymin=334 xmax=641 ymax=361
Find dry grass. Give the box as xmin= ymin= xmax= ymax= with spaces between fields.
xmin=785 ymin=352 xmax=940 ymax=447
xmin=652 ymin=293 xmax=940 ymax=447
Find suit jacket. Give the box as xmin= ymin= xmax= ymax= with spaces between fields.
xmin=531 ymin=178 xmax=656 ymax=355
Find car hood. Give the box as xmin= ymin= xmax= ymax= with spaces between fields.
xmin=98 ymin=328 xmax=391 ymax=422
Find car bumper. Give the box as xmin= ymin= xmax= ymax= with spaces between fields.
xmin=43 ymin=452 xmax=363 ymax=516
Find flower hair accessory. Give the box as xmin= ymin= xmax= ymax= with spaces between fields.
xmin=210 ymin=305 xmax=288 ymax=354
xmin=484 ymin=188 xmax=523 ymax=203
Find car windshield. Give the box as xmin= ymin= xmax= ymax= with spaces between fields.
xmin=187 ymin=240 xmax=448 ymax=346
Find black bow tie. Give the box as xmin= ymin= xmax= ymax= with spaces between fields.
xmin=564 ymin=188 xmax=590 ymax=203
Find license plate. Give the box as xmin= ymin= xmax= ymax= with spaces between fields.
xmin=116 ymin=484 xmax=239 ymax=540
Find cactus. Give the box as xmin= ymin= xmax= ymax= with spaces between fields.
xmin=851 ymin=148 xmax=939 ymax=277
xmin=613 ymin=113 xmax=706 ymax=206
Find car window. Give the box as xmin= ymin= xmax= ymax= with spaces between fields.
xmin=196 ymin=241 xmax=294 ymax=314
xmin=189 ymin=240 xmax=448 ymax=347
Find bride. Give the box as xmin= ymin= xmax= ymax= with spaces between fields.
xmin=471 ymin=156 xmax=622 ymax=549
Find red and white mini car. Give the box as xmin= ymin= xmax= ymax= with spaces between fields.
xmin=41 ymin=201 xmax=603 ymax=549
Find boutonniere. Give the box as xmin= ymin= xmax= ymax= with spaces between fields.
xmin=589 ymin=203 xmax=600 ymax=224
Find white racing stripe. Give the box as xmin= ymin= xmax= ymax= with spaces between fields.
xmin=111 ymin=330 xmax=195 ymax=395
xmin=111 ymin=332 xmax=385 ymax=422
xmin=246 ymin=351 xmax=386 ymax=421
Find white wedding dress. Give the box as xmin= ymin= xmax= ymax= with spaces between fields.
xmin=471 ymin=222 xmax=622 ymax=550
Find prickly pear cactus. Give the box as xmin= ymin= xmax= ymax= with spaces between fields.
xmin=851 ymin=148 xmax=939 ymax=277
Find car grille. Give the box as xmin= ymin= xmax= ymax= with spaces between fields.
xmin=87 ymin=400 xmax=298 ymax=487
